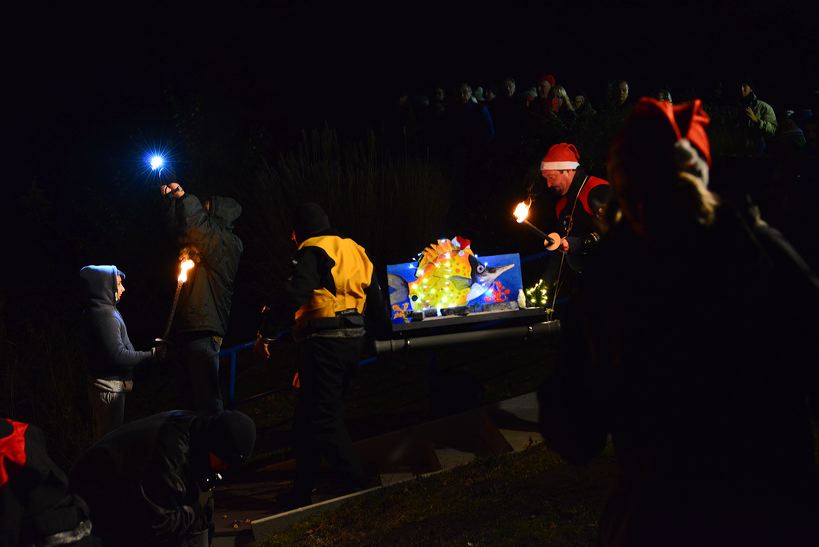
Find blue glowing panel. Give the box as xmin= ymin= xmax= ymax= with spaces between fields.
xmin=386 ymin=253 xmax=522 ymax=324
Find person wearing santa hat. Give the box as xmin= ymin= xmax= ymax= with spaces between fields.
xmin=538 ymin=97 xmax=819 ymax=546
xmin=538 ymin=142 xmax=611 ymax=308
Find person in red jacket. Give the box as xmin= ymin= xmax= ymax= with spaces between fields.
xmin=538 ymin=142 xmax=611 ymax=311
xmin=1 ymin=418 xmax=95 ymax=546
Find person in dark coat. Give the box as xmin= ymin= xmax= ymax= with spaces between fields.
xmin=1 ymin=418 xmax=95 ymax=546
xmin=537 ymin=142 xmax=611 ymax=314
xmin=69 ymin=410 xmax=256 ymax=547
xmin=79 ymin=265 xmax=159 ymax=441
xmin=538 ymin=97 xmax=819 ymax=547
xmin=255 ymin=202 xmax=387 ymax=509
xmin=160 ymin=182 xmax=243 ymax=413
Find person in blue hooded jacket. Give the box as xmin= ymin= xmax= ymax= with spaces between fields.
xmin=79 ymin=265 xmax=159 ymax=442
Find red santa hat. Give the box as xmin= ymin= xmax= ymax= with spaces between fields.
xmin=614 ymin=97 xmax=711 ymax=167
xmin=537 ymin=73 xmax=556 ymax=86
xmin=540 ymin=143 xmax=580 ymax=171
xmin=608 ymin=97 xmax=712 ymax=195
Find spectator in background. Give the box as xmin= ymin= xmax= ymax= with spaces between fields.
xmin=491 ymin=76 xmax=526 ymax=152
xmin=527 ymin=74 xmax=565 ymax=153
xmin=444 ymin=82 xmax=495 ymax=205
xmin=430 ymin=86 xmax=447 ymax=117
xmin=573 ymin=92 xmax=597 ymax=119
xmin=539 ymin=97 xmax=819 ymax=547
xmin=573 ymin=91 xmax=603 ymax=174
xmin=599 ymin=79 xmax=634 ymax=167
xmin=448 ymin=82 xmax=495 ymax=148
xmin=79 ymin=265 xmax=160 ymax=441
xmin=739 ymin=79 xmax=778 ymax=156
xmin=473 ymin=85 xmax=485 ymax=103
xmin=553 ymin=85 xmax=577 ymax=133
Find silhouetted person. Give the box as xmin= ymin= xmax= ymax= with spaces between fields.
xmin=490 ymin=77 xmax=526 ymax=151
xmin=160 ymin=182 xmax=243 ymax=413
xmin=599 ymin=79 xmax=634 ymax=166
xmin=539 ymin=97 xmax=819 ymax=547
xmin=70 ymin=410 xmax=256 ymax=547
xmin=2 ymin=418 xmax=95 ymax=546
xmin=739 ymin=79 xmax=778 ymax=156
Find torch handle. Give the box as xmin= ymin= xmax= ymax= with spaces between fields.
xmin=523 ymin=220 xmax=549 ymax=240
xmin=162 ymin=281 xmax=183 ymax=340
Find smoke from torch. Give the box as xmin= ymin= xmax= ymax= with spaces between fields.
xmin=162 ymin=259 xmax=195 ymax=339
xmin=513 ymin=201 xmax=562 ymax=251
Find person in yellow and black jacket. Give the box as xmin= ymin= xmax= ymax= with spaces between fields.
xmin=255 ymin=202 xmax=387 ymax=509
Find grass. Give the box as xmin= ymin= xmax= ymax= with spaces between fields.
xmin=253 ymin=422 xmax=819 ymax=547
xmin=255 ymin=441 xmax=617 ymax=546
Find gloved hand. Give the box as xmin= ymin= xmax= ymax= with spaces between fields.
xmin=745 ymin=106 xmax=760 ymax=124
xmin=159 ymin=182 xmax=185 ymax=198
xmin=152 ymin=338 xmax=171 ymax=363
xmin=254 ymin=334 xmax=271 ymax=360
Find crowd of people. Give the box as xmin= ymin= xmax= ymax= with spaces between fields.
xmin=3 ymin=72 xmax=819 ymax=546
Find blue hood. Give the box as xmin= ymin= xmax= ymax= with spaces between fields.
xmin=80 ymin=265 xmax=125 ymax=307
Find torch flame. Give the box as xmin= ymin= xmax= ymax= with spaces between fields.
xmin=178 ymin=259 xmax=195 ymax=283
xmin=513 ymin=201 xmax=531 ymax=223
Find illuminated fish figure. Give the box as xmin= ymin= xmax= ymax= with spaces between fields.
xmin=387 ymin=237 xmax=515 ymax=312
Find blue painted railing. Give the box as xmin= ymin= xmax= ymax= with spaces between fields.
xmin=219 ymin=341 xmax=255 ymax=406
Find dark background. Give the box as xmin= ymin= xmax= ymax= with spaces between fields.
xmin=5 ymin=0 xmax=819 ymax=341
xmin=12 ymin=0 xmax=818 ymax=175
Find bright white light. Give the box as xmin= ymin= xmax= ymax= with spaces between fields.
xmin=150 ymin=155 xmax=165 ymax=170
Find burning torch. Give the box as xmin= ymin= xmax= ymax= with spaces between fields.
xmin=161 ymin=259 xmax=195 ymax=340
xmin=513 ymin=201 xmax=562 ymax=251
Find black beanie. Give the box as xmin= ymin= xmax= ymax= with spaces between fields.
xmin=293 ymin=202 xmax=331 ymax=241
xmin=209 ymin=411 xmax=256 ymax=466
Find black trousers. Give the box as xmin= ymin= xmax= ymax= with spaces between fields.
xmin=292 ymin=335 xmax=364 ymax=500
xmin=172 ymin=334 xmax=223 ymax=413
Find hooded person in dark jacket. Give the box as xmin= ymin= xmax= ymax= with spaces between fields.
xmin=79 ymin=265 xmax=158 ymax=441
xmin=160 ymin=182 xmax=243 ymax=413
xmin=69 ymin=409 xmax=256 ymax=547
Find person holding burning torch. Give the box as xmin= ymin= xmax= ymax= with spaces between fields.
xmin=160 ymin=182 xmax=243 ymax=413
xmin=537 ymin=142 xmax=610 ymax=309
xmin=79 ymin=265 xmax=163 ymax=441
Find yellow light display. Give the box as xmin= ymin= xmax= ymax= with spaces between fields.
xmin=525 ymin=279 xmax=549 ymax=306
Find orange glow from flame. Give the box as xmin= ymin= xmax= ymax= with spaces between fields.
xmin=513 ymin=201 xmax=530 ymax=223
xmin=178 ymin=259 xmax=195 ymax=283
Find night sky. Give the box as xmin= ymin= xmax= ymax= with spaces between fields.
xmin=14 ymin=1 xmax=818 ymax=181
xmin=6 ymin=0 xmax=818 ymax=337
